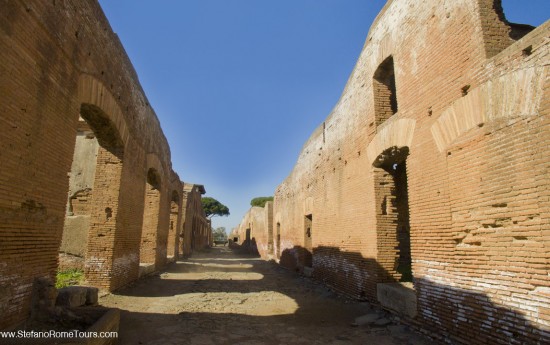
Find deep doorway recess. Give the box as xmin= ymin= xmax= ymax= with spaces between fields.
xmin=167 ymin=191 xmax=180 ymax=260
xmin=276 ymin=222 xmax=281 ymax=259
xmin=268 ymin=220 xmax=274 ymax=255
xmin=59 ymin=117 xmax=99 ymax=273
xmin=245 ymin=228 xmax=251 ymax=243
xmin=60 ymin=104 xmax=125 ymax=288
xmin=304 ymin=214 xmax=313 ymax=268
xmin=140 ymin=168 xmax=162 ymax=270
xmin=373 ymin=146 xmax=412 ymax=282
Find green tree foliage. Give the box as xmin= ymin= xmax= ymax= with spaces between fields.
xmin=212 ymin=226 xmax=227 ymax=241
xmin=202 ymin=197 xmax=230 ymax=219
xmin=250 ymin=196 xmax=274 ymax=208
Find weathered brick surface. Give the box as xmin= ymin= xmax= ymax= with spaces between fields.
xmin=140 ymin=178 xmax=161 ymax=266
xmin=166 ymin=192 xmax=182 ymax=261
xmin=180 ymin=184 xmax=210 ymax=254
xmin=233 ymin=202 xmax=274 ymax=258
xmin=0 ymin=1 xmax=209 ymax=330
xmin=244 ymin=1 xmax=550 ymax=344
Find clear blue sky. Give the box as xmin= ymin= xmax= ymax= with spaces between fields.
xmin=97 ymin=0 xmax=549 ymax=233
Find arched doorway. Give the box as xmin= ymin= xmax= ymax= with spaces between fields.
xmin=60 ymin=103 xmax=125 ymax=289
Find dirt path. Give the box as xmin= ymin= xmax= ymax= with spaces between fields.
xmin=100 ymin=246 xmax=432 ymax=345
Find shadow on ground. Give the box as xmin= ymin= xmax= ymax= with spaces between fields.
xmin=101 ymin=246 xmax=548 ymax=345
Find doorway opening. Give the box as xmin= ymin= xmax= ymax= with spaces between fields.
xmin=373 ymin=146 xmax=412 ymax=282
xmin=245 ymin=227 xmax=251 ymax=244
xmin=268 ymin=220 xmax=274 ymax=255
xmin=276 ymin=222 xmax=281 ymax=259
xmin=304 ymin=214 xmax=313 ymax=268
xmin=60 ymin=104 xmax=124 ymax=288
xmin=167 ymin=191 xmax=179 ymax=261
xmin=140 ymin=168 xmax=162 ymax=272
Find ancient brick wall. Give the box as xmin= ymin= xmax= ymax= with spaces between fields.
xmin=234 ymin=202 xmax=274 ymax=258
xmin=180 ymin=187 xmax=192 ymax=256
xmin=0 ymin=0 xmax=184 ymax=329
xmin=192 ymin=216 xmax=211 ymax=250
xmin=270 ymin=0 xmax=549 ymax=344
xmin=166 ymin=189 xmax=183 ymax=262
xmin=180 ymin=184 xmax=210 ymax=254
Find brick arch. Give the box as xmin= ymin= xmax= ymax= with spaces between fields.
xmin=430 ymin=66 xmax=546 ymax=152
xmin=366 ymin=118 xmax=416 ymax=165
xmin=171 ymin=190 xmax=180 ymax=203
xmin=374 ymin=38 xmax=395 ymax=70
xmin=139 ymin=152 xmax=171 ymax=272
xmin=59 ymin=75 xmax=130 ymax=290
xmin=78 ymin=74 xmax=129 ymax=147
xmin=147 ymin=167 xmax=162 ymax=190
xmin=366 ymin=118 xmax=415 ymax=285
xmin=146 ymin=153 xmax=166 ymax=183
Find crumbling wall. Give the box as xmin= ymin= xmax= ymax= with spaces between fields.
xmin=272 ymin=0 xmax=549 ymax=344
xmin=166 ymin=187 xmax=182 ymax=262
xmin=0 ymin=1 xmax=183 ymax=329
xmin=59 ymin=120 xmax=100 ymax=270
xmin=234 ymin=202 xmax=273 ymax=257
xmin=180 ymin=184 xmax=210 ymax=254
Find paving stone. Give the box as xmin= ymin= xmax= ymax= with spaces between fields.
xmin=353 ymin=312 xmax=380 ymax=326
xmin=374 ymin=317 xmax=392 ymax=326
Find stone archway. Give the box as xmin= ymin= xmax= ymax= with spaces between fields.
xmin=59 ymin=102 xmax=126 ymax=290
xmin=58 ymin=75 xmax=130 ymax=290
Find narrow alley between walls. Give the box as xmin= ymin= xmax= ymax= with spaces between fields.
xmin=101 ymin=246 xmax=431 ymax=345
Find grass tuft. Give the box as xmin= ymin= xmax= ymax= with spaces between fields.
xmin=56 ymin=269 xmax=84 ymax=289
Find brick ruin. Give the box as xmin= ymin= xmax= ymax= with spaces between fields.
xmin=231 ymin=202 xmax=273 ymax=256
xmin=1 ymin=0 xmax=549 ymax=342
xmin=235 ymin=0 xmax=550 ymax=344
xmin=0 ymin=1 xmax=209 ymax=330
xmin=181 ymin=183 xmax=212 ymax=252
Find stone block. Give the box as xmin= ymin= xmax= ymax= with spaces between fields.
xmin=56 ymin=286 xmax=88 ymax=308
xmin=86 ymin=287 xmax=99 ymax=306
xmin=139 ymin=263 xmax=156 ymax=278
xmin=376 ymin=283 xmax=417 ymax=318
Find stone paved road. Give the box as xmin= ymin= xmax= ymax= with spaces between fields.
xmin=100 ymin=246 xmax=432 ymax=345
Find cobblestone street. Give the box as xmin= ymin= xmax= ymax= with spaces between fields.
xmin=101 ymin=247 xmax=432 ymax=345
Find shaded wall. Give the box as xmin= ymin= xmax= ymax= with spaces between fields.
xmin=0 ymin=1 xmax=183 ymax=329
xmin=233 ymin=202 xmax=273 ymax=258
xmin=180 ymin=184 xmax=210 ymax=255
xmin=59 ymin=120 xmax=100 ymax=270
xmin=271 ymin=0 xmax=549 ymax=344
